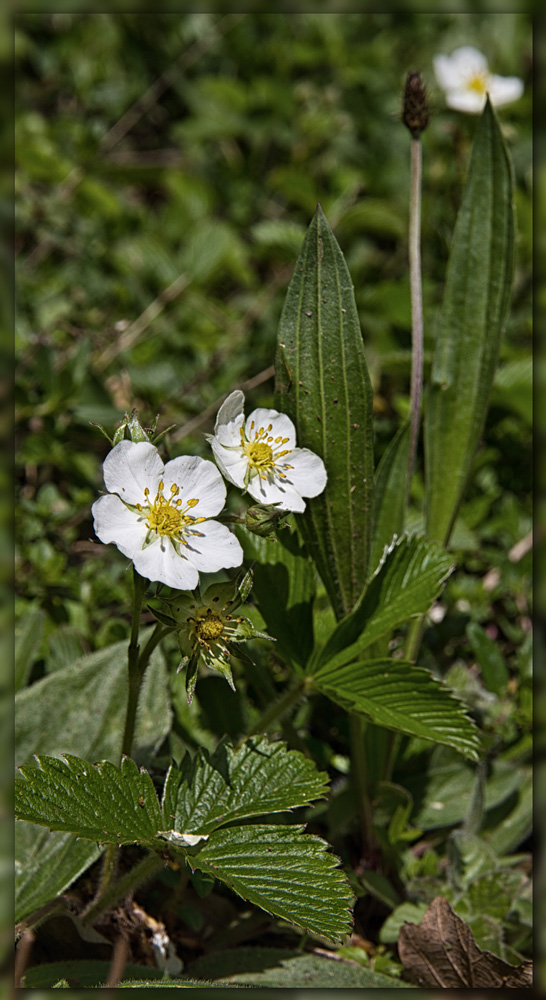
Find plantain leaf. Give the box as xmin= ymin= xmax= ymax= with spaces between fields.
xmin=275 ymin=204 xmax=375 ymax=619
xmin=236 ymin=525 xmax=314 ymax=670
xmin=312 ymin=658 xmax=479 ymax=759
xmin=189 ymin=824 xmax=353 ymax=943
xmin=312 ymin=535 xmax=453 ymax=675
xmin=162 ymin=735 xmax=328 ymax=835
xmin=424 ymin=99 xmax=515 ymax=545
xmin=370 ymin=422 xmax=411 ymax=575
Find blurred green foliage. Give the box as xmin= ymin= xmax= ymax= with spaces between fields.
xmin=15 ymin=10 xmax=532 ymax=982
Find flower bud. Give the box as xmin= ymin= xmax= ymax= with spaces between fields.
xmin=245 ymin=503 xmax=291 ymax=538
xmin=402 ymin=71 xmax=430 ymax=138
xmin=112 ymin=409 xmax=150 ymax=445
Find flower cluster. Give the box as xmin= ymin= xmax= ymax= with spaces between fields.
xmin=92 ymin=392 xmax=326 ymax=698
xmin=433 ymin=46 xmax=523 ymax=114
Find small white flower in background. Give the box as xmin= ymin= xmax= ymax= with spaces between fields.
xmin=92 ymin=440 xmax=243 ymax=589
xmin=433 ymin=46 xmax=524 ymax=114
xmin=208 ymin=390 xmax=327 ymax=512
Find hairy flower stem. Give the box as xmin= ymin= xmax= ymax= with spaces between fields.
xmin=349 ymin=714 xmax=376 ymax=855
xmin=408 ymin=136 xmax=424 ymax=495
xmin=121 ymin=568 xmax=148 ymax=760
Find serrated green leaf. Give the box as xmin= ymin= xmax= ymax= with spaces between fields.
xmin=15 ymin=638 xmax=171 ymax=923
xmin=425 ymin=100 xmax=515 ymax=545
xmin=313 ymin=535 xmax=453 ymax=675
xmin=162 ymin=736 xmax=328 ymax=836
xmin=370 ymin=422 xmax=411 ymax=575
xmin=188 ymin=824 xmax=353 ymax=943
xmin=275 ymin=204 xmax=374 ymax=618
xmin=236 ymin=526 xmax=315 ymax=669
xmin=312 ymin=659 xmax=479 ymax=759
xmin=16 ymin=754 xmax=163 ymax=844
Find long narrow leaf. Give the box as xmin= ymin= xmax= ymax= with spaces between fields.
xmin=425 ymin=99 xmax=515 ymax=545
xmin=275 ymin=204 xmax=375 ymax=618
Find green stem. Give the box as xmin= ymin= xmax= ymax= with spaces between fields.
xmin=82 ymin=851 xmax=164 ymax=926
xmin=120 ymin=569 xmax=148 ymax=760
xmin=408 ymin=136 xmax=424 ymax=494
xmin=244 ymin=677 xmax=307 ymax=740
xmin=349 ymin=714 xmax=375 ymax=855
xmin=404 ymin=614 xmax=426 ymax=663
xmin=138 ymin=623 xmax=170 ymax=671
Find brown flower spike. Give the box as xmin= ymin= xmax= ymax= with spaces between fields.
xmin=402 ymin=71 xmax=430 ymax=138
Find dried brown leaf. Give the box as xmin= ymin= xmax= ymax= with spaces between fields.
xmin=398 ymin=896 xmax=532 ymax=989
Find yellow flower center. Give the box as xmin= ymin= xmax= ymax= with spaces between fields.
xmin=468 ymin=72 xmax=488 ymax=95
xmin=137 ymin=481 xmax=205 ymax=540
xmin=194 ymin=614 xmax=224 ymax=641
xmin=241 ymin=422 xmax=293 ymax=480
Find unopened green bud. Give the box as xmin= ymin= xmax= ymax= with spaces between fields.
xmin=112 ymin=409 xmax=150 ymax=445
xmin=245 ymin=503 xmax=290 ymax=538
xmin=402 ymin=71 xmax=430 ymax=139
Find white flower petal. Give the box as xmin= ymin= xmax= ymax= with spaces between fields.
xmin=280 ymin=448 xmax=327 ymax=498
xmin=133 ymin=536 xmax=200 ymax=590
xmin=434 ymin=47 xmax=488 ymax=91
xmin=246 ymin=408 xmax=297 ymax=448
xmin=182 ymin=519 xmax=244 ymax=573
xmin=92 ymin=494 xmax=148 ymax=559
xmin=487 ymin=74 xmax=524 ymax=107
xmin=102 ymin=441 xmax=164 ymax=505
xmin=247 ymin=475 xmax=306 ymax=513
xmin=214 ymin=390 xmax=245 ymax=445
xmin=162 ymin=455 xmax=226 ymax=516
xmin=444 ymin=88 xmax=487 ymax=113
xmin=210 ymin=441 xmax=248 ymax=489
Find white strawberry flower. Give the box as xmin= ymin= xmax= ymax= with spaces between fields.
xmin=433 ymin=46 xmax=523 ymax=114
xmin=208 ymin=390 xmax=327 ymax=513
xmin=92 ymin=440 xmax=243 ymax=590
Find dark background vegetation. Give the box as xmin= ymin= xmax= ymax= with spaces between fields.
xmin=15 ymin=11 xmax=532 ymax=984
